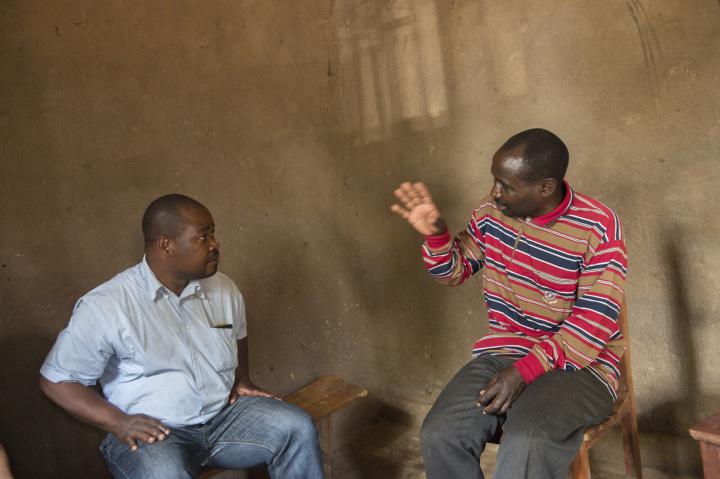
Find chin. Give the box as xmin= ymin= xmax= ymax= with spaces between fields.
xmin=199 ymin=264 xmax=219 ymax=278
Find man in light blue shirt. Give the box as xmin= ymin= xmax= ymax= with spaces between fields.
xmin=40 ymin=194 xmax=324 ymax=479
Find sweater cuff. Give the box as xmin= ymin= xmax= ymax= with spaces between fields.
xmin=425 ymin=230 xmax=452 ymax=249
xmin=513 ymin=353 xmax=547 ymax=384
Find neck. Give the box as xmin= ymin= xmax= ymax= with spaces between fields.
xmin=146 ymin=253 xmax=187 ymax=296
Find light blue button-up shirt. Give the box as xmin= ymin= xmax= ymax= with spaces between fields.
xmin=41 ymin=258 xmax=247 ymax=427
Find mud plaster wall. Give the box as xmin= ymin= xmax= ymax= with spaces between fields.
xmin=1 ymin=1 xmax=719 ymax=476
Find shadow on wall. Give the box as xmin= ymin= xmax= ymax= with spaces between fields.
xmin=334 ymin=397 xmax=422 ymax=477
xmin=0 ymin=334 xmax=110 ymax=478
xmin=636 ymin=225 xmax=701 ymax=472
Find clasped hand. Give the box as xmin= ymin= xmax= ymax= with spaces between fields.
xmin=477 ymin=366 xmax=526 ymax=415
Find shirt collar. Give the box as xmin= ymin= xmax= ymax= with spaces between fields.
xmin=139 ymin=256 xmax=205 ymax=301
xmin=529 ymin=180 xmax=573 ymax=227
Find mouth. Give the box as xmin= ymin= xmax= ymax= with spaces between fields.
xmin=209 ymin=254 xmax=220 ymax=263
xmin=495 ymin=201 xmax=507 ymax=211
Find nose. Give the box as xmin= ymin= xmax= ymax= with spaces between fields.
xmin=492 ymin=182 xmax=502 ymax=199
xmin=210 ymin=236 xmax=220 ymax=250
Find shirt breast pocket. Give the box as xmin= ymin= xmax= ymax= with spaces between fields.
xmin=205 ymin=328 xmax=238 ymax=372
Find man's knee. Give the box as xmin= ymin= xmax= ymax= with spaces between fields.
xmin=501 ymin=411 xmax=567 ymax=447
xmin=420 ymin=408 xmax=457 ymax=452
xmin=271 ymin=402 xmax=318 ymax=443
xmin=103 ymin=439 xmax=192 ymax=479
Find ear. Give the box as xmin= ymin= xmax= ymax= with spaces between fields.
xmin=539 ymin=178 xmax=558 ymax=197
xmin=158 ymin=235 xmax=174 ymax=257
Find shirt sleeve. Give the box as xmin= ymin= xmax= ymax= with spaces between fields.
xmin=422 ymin=209 xmax=486 ymax=286
xmin=39 ymin=298 xmax=115 ymax=386
xmin=230 ymin=284 xmax=247 ymax=340
xmin=514 ymin=222 xmax=628 ymax=384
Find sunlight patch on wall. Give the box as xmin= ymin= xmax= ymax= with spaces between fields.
xmin=334 ymin=0 xmax=449 ymax=144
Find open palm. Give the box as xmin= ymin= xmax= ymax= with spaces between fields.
xmin=391 ymin=182 xmax=445 ymax=236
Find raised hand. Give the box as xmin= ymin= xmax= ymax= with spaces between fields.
xmin=110 ymin=413 xmax=171 ymax=451
xmin=391 ymin=182 xmax=447 ymax=236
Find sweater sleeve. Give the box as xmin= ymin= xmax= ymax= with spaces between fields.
xmin=421 ymin=209 xmax=486 ymax=287
xmin=514 ymin=224 xmax=628 ymax=384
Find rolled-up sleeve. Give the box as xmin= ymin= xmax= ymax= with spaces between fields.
xmin=40 ymin=299 xmax=114 ymax=386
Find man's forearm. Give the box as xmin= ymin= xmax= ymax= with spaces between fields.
xmin=39 ymin=376 xmax=125 ymax=434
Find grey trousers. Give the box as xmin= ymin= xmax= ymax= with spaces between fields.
xmin=420 ymin=355 xmax=613 ymax=479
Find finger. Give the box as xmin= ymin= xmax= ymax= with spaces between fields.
xmin=126 ymin=437 xmax=138 ymax=452
xmin=413 ymin=182 xmax=434 ymax=204
xmin=478 ymin=384 xmax=498 ymax=407
xmin=134 ymin=419 xmax=170 ymax=439
xmin=129 ymin=430 xmax=157 ymax=445
xmin=395 ymin=189 xmax=418 ymax=209
xmin=483 ymin=393 xmax=506 ymax=415
xmin=478 ymin=376 xmax=498 ymax=402
xmin=390 ymin=204 xmax=410 ymax=219
xmin=394 ymin=182 xmax=413 ymax=197
xmin=400 ymin=182 xmax=421 ymax=204
xmin=499 ymin=398 xmax=513 ymax=415
xmin=246 ymin=389 xmax=273 ymax=398
xmin=133 ymin=426 xmax=166 ymax=443
xmin=403 ymin=185 xmax=423 ymax=209
xmin=235 ymin=387 xmax=274 ymax=398
xmin=229 ymin=390 xmax=238 ymax=405
xmin=141 ymin=416 xmax=170 ymax=436
xmin=395 ymin=183 xmax=415 ymax=202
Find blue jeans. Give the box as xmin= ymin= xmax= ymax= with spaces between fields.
xmin=100 ymin=397 xmax=324 ymax=479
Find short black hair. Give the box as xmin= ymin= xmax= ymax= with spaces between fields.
xmin=141 ymin=194 xmax=207 ymax=245
xmin=499 ymin=128 xmax=569 ymax=183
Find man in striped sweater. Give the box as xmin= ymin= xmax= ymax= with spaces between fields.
xmin=391 ymin=128 xmax=627 ymax=478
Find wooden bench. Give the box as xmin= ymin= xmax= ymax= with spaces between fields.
xmin=690 ymin=410 xmax=720 ymax=479
xmin=201 ymin=376 xmax=368 ymax=479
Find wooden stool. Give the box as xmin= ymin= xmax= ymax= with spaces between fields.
xmin=201 ymin=376 xmax=367 ymax=479
xmin=284 ymin=375 xmax=368 ymax=478
xmin=690 ymin=410 xmax=720 ymax=479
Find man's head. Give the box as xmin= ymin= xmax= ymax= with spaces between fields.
xmin=490 ymin=128 xmax=569 ymax=219
xmin=142 ymin=194 xmax=220 ymax=284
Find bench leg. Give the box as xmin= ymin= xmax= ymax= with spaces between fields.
xmin=570 ymin=442 xmax=591 ymax=479
xmin=317 ymin=416 xmax=332 ymax=479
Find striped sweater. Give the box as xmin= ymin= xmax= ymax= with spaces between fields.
xmin=422 ymin=182 xmax=628 ymax=399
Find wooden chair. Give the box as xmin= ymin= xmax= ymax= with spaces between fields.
xmin=489 ymin=302 xmax=643 ymax=478
xmin=570 ymin=301 xmax=643 ymax=478
xmin=200 ymin=375 xmax=367 ymax=479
